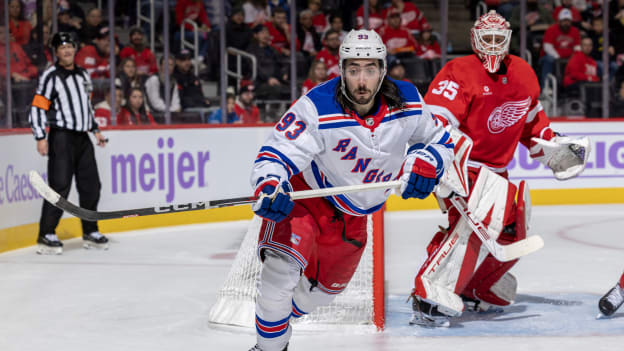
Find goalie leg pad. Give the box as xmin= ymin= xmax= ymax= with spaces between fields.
xmin=413 ymin=168 xmax=520 ymax=315
xmin=412 ymin=220 xmax=476 ymax=316
xmin=460 ymin=179 xmax=528 ymax=308
xmin=461 ymin=254 xmax=519 ymax=307
xmin=255 ymin=250 xmax=301 ymax=351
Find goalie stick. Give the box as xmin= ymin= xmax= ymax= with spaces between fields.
xmin=449 ymin=195 xmax=544 ymax=262
xmin=28 ymin=170 xmax=401 ymax=221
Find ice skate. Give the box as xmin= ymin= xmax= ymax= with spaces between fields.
xmin=36 ymin=234 xmax=63 ymax=255
xmin=83 ymin=232 xmax=109 ymax=250
xmin=598 ymin=283 xmax=624 ymax=318
xmin=409 ymin=296 xmax=451 ymax=328
xmin=247 ymin=344 xmax=288 ymax=351
xmin=461 ymin=295 xmax=504 ymax=313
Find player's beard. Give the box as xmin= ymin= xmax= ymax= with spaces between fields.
xmin=351 ymin=86 xmax=373 ymax=105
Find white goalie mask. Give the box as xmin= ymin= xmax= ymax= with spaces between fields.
xmin=339 ymin=29 xmax=387 ymax=103
xmin=470 ymin=10 xmax=512 ymax=73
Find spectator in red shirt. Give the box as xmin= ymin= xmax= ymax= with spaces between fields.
xmin=564 ymin=37 xmax=599 ymax=88
xmin=356 ymin=0 xmax=384 ymax=32
xmin=539 ymin=8 xmax=581 ymax=87
xmin=265 ymin=7 xmax=300 ymax=57
xmin=416 ymin=23 xmax=441 ymax=60
xmin=234 ymin=83 xmax=261 ymax=123
xmin=314 ymin=29 xmax=341 ymax=79
xmin=175 ymin=0 xmax=211 ymax=60
xmin=307 ymin=0 xmax=328 ymax=35
xmin=76 ymin=26 xmax=114 ymax=79
xmin=8 ymin=0 xmax=32 ymax=46
xmin=94 ymin=85 xmax=122 ymax=128
xmin=553 ymin=0 xmax=584 ymax=26
xmin=380 ymin=9 xmax=418 ymax=58
xmin=0 ymin=24 xmax=37 ymax=82
xmin=120 ymin=27 xmax=158 ymax=78
xmin=382 ymin=0 xmax=430 ymax=35
xmin=301 ymin=59 xmax=328 ymax=95
xmin=118 ymin=87 xmax=156 ymax=125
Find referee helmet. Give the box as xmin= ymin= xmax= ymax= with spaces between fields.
xmin=51 ymin=32 xmax=77 ymax=51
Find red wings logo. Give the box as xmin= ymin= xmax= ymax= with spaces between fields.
xmin=487 ymin=97 xmax=531 ymax=134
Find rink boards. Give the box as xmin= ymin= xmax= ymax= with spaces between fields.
xmin=1 ymin=120 xmax=623 ymax=253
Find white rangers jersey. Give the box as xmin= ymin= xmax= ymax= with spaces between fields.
xmin=251 ymin=77 xmax=454 ymax=216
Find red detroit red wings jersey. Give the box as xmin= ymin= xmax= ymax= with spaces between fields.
xmin=424 ymin=54 xmax=552 ymax=170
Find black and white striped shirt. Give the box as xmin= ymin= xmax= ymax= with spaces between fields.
xmin=29 ymin=63 xmax=99 ymax=140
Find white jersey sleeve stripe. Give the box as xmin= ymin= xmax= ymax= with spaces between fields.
xmin=525 ymin=101 xmax=543 ymax=124
xmin=428 ymin=104 xmax=461 ymax=127
xmin=255 ymin=145 xmax=301 ymax=177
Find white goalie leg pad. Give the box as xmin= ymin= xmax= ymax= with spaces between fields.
xmin=465 ymin=272 xmax=517 ymax=312
xmin=489 ymin=272 xmax=518 ymax=305
xmin=290 ymin=276 xmax=338 ymax=319
xmin=467 ymin=168 xmax=511 ymax=239
xmin=529 ymin=136 xmax=591 ymax=180
xmin=256 ymin=249 xmax=301 ymax=351
xmin=416 ymin=168 xmax=512 ymax=316
xmin=415 ymin=220 xmax=474 ymax=317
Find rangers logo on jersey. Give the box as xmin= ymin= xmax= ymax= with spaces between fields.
xmin=487 ymin=96 xmax=531 ymax=134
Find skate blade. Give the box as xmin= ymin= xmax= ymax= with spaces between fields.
xmin=596 ymin=312 xmax=612 ymax=320
xmin=83 ymin=241 xmax=109 ymax=250
xmin=36 ymin=245 xmax=63 ymax=255
xmin=409 ymin=315 xmax=450 ymax=328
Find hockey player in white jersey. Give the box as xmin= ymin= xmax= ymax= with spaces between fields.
xmin=247 ymin=29 xmax=454 ymax=351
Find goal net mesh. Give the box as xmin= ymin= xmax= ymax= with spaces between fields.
xmin=208 ymin=214 xmax=376 ymax=328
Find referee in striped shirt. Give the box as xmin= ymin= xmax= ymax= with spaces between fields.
xmin=29 ymin=32 xmax=109 ymax=255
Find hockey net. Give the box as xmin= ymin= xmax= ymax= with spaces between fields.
xmin=207 ymin=210 xmax=385 ymax=330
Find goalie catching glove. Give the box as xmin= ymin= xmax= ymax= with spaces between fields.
xmin=252 ymin=176 xmax=295 ymax=222
xmin=529 ymin=135 xmax=590 ymax=180
xmin=400 ymin=145 xmax=445 ymax=199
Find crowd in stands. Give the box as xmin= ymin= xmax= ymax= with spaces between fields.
xmin=495 ymin=0 xmax=624 ymax=116
xmin=2 ymin=0 xmax=624 ymax=127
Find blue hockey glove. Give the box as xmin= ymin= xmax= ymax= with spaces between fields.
xmin=399 ymin=147 xmax=443 ymax=199
xmin=252 ymin=177 xmax=294 ymax=222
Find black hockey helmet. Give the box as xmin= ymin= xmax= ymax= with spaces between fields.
xmin=50 ymin=32 xmax=77 ymax=51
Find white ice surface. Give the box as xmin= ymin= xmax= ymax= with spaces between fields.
xmin=1 ymin=205 xmax=623 ymax=351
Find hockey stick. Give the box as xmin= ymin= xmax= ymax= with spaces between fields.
xmin=449 ymin=195 xmax=544 ymax=262
xmin=29 ymin=170 xmax=401 ymax=221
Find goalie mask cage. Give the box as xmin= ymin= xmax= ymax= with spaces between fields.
xmin=207 ymin=210 xmax=385 ymax=330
